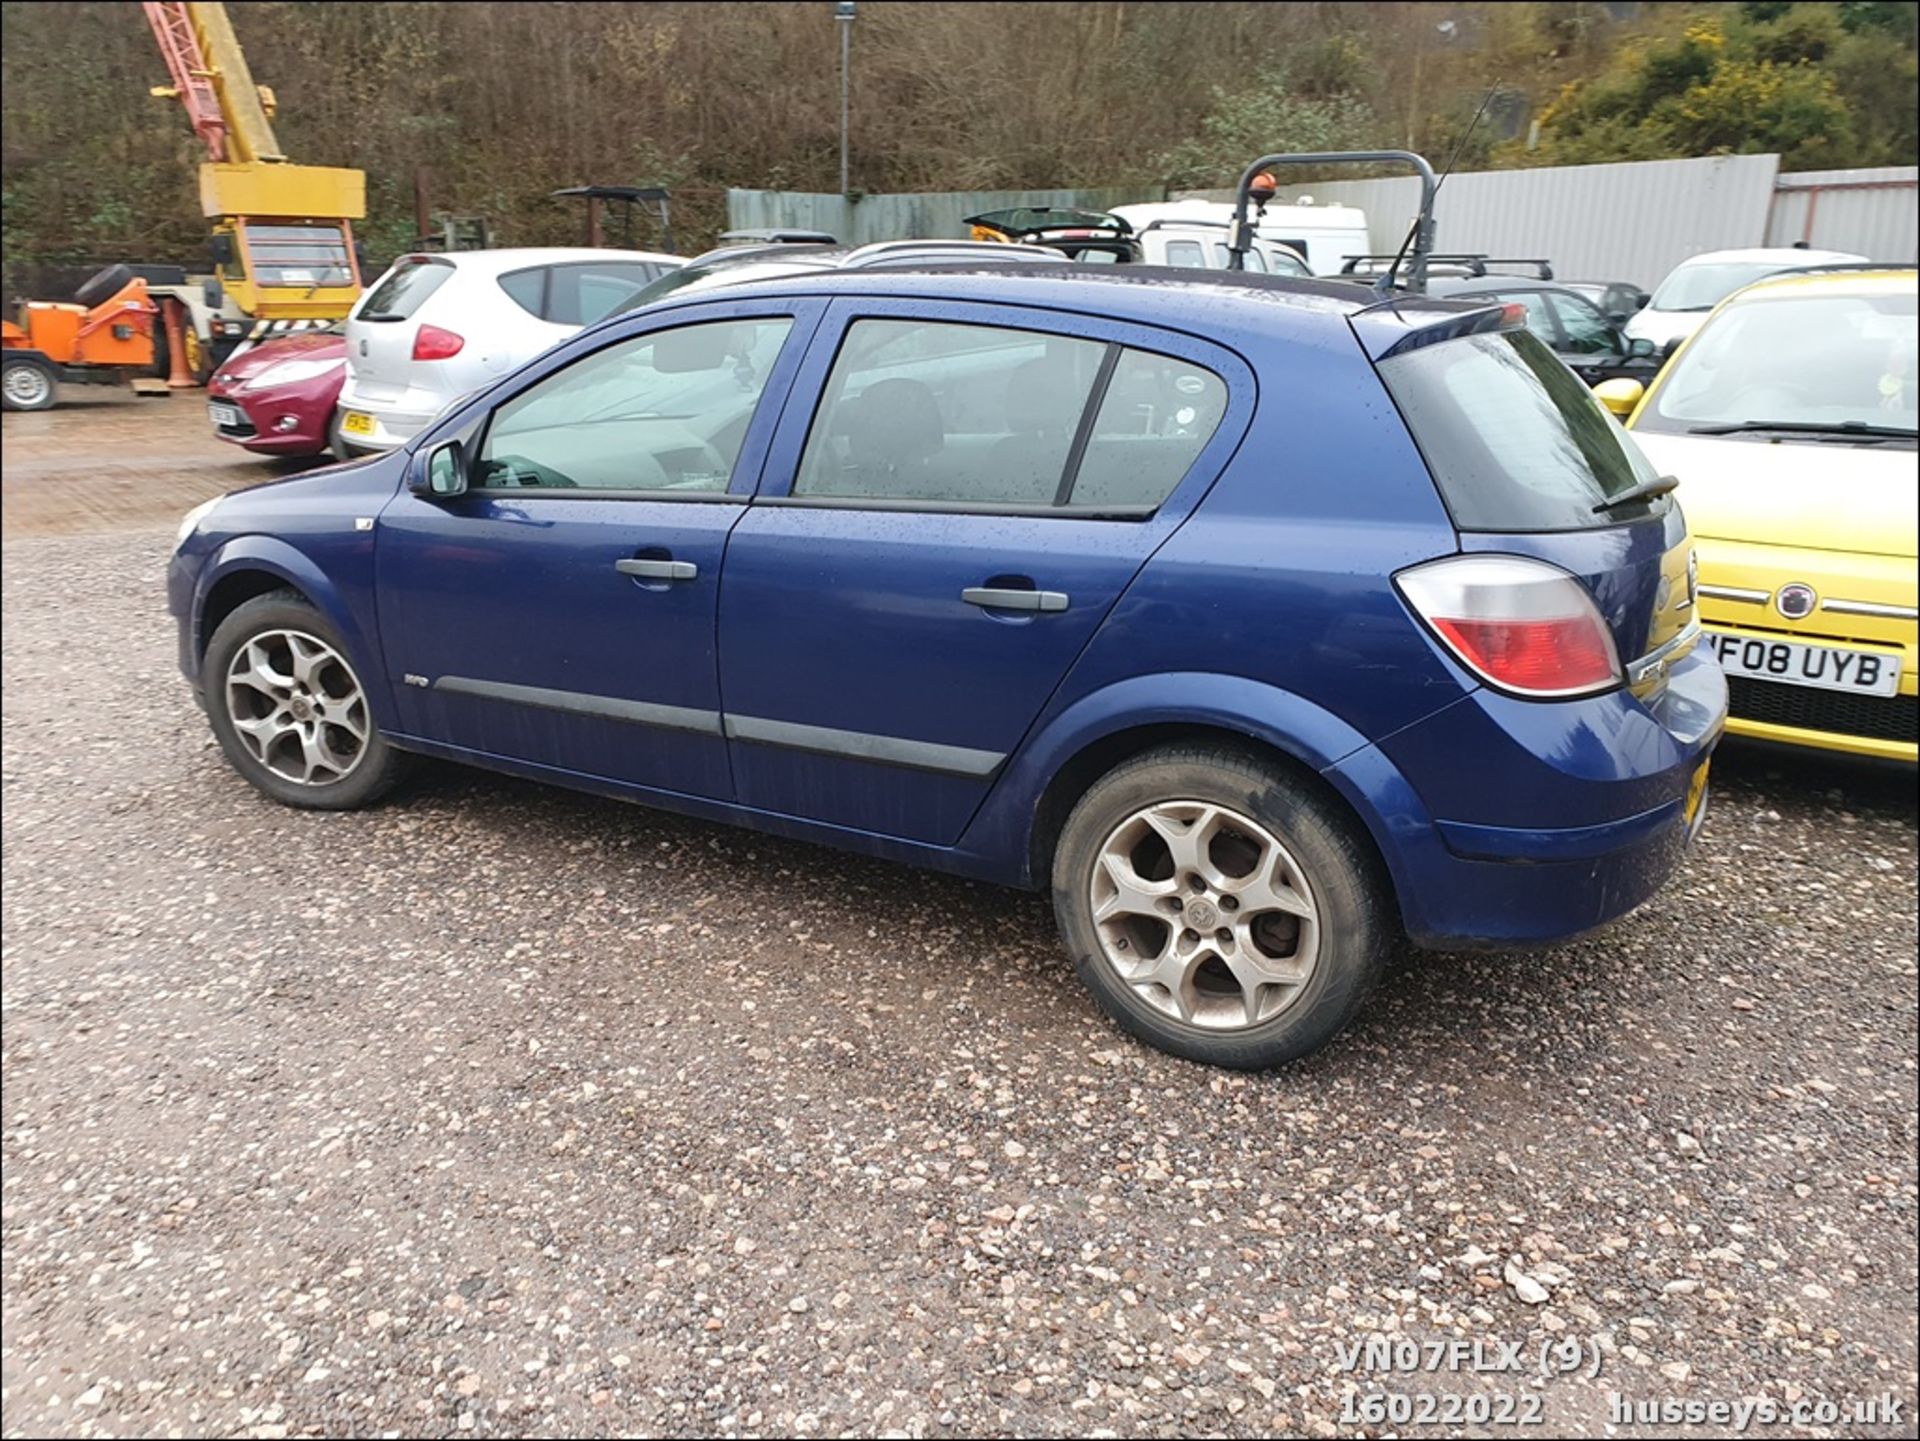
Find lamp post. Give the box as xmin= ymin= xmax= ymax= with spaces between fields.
xmin=836 ymin=2 xmax=856 ymax=198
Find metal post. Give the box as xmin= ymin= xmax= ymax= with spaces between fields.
xmin=836 ymin=3 xmax=856 ymax=198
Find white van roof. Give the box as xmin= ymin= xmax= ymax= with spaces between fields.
xmin=1113 ymin=198 xmax=1369 ymax=233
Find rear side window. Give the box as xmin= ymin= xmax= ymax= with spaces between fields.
xmin=794 ymin=318 xmax=1226 ymax=513
xmin=1164 ymin=240 xmax=1206 ymax=268
xmin=544 ymin=262 xmax=668 ymax=325
xmin=1380 ymin=330 xmax=1665 ymax=531
xmin=497 ymin=267 xmax=548 ymax=316
xmin=357 ymin=258 xmax=453 ymax=322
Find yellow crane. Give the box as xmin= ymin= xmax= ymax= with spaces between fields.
xmin=143 ymin=1 xmax=365 ymax=374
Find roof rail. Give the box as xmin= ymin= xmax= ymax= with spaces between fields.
xmin=841 ymin=239 xmax=1066 ymax=268
xmin=1779 ymin=260 xmax=1915 ymax=278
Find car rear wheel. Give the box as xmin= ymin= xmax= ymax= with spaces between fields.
xmin=1052 ymin=744 xmax=1389 ymax=1069
xmin=203 ymin=592 xmax=409 ymax=810
xmin=2 ymin=355 xmax=58 ymax=412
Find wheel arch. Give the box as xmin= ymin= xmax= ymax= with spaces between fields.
xmin=967 ymin=672 xmax=1435 ymax=916
xmin=193 ymin=536 xmax=394 ymax=722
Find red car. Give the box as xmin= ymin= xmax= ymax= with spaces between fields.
xmin=205 ymin=332 xmax=347 ymax=458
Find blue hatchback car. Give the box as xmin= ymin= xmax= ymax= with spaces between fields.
xmin=169 ymin=265 xmax=1725 ymax=1068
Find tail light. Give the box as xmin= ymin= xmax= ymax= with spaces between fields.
xmin=412 ymin=324 xmax=465 ymax=361
xmin=1396 ymin=555 xmax=1621 ymax=698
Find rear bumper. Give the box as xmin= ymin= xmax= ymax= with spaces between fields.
xmin=1328 ymin=646 xmax=1725 ymax=949
xmin=336 ymin=380 xmax=443 ymax=451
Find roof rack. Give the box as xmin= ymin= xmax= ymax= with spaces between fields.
xmin=1339 ymin=252 xmax=1553 ymax=280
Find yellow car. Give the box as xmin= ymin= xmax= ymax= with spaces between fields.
xmin=1594 ymin=268 xmax=1917 ymax=763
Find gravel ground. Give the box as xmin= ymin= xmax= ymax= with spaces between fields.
xmin=3 ymin=479 xmax=1917 ymax=1436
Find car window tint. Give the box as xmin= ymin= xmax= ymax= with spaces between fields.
xmin=497 ymin=267 xmax=547 ymax=318
xmin=1164 ymin=240 xmax=1206 ymax=269
xmin=356 ymin=258 xmax=453 ymax=321
xmin=795 ymin=320 xmax=1105 ymax=505
xmin=1070 ymin=348 xmax=1227 ymax=510
xmin=544 ymin=263 xmax=667 ymax=326
xmin=477 ymin=318 xmax=793 ymax=493
xmin=1380 ymin=331 xmax=1666 ymax=531
xmin=1547 ymin=292 xmax=1617 ymax=354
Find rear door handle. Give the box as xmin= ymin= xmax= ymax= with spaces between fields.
xmin=962 ymin=586 xmax=1069 ymax=613
xmin=616 ymin=558 xmax=698 ymax=581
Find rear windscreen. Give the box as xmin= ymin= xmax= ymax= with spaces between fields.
xmin=356 ymin=258 xmax=453 ymax=322
xmin=1379 ymin=330 xmax=1668 ymax=531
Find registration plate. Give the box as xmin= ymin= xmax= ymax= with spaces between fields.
xmin=1684 ymin=757 xmax=1710 ymax=833
xmin=1704 ymin=630 xmax=1901 ymax=697
xmin=340 ymin=410 xmax=377 ymax=437
xmin=207 ymin=402 xmax=241 ymax=428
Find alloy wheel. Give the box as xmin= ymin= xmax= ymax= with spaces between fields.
xmin=224 ymin=628 xmax=370 ymax=785
xmin=1090 ymin=799 xmax=1321 ymax=1030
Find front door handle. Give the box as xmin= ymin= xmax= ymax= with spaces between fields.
xmin=616 ymin=558 xmax=698 ymax=581
xmin=962 ymin=586 xmax=1069 ymax=613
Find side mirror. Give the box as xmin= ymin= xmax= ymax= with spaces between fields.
xmin=209 ymin=233 xmax=237 ymax=269
xmin=203 ymin=277 xmax=224 ymax=310
xmin=1593 ymin=378 xmax=1645 ymax=418
xmin=1634 ymin=293 xmax=1649 ymax=311
xmin=415 ymin=440 xmax=469 ymax=498
xmin=1627 ymin=337 xmax=1657 ymax=359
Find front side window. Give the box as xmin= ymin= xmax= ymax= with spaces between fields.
xmin=1547 ymin=292 xmax=1618 ymax=355
xmin=1495 ymin=290 xmax=1560 ymax=347
xmin=477 ymin=317 xmax=793 ymax=493
xmin=794 ymin=318 xmax=1227 ymax=513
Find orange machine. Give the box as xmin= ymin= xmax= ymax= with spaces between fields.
xmin=2 ymin=266 xmax=161 ymax=412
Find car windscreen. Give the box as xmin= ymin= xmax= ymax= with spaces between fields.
xmin=1635 ymin=290 xmax=1918 ymax=439
xmin=1379 ymin=330 xmax=1668 ymax=531
xmin=356 ymin=258 xmax=454 ymax=321
xmin=1650 ymin=261 xmax=1795 ymax=313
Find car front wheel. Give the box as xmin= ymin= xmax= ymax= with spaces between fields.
xmin=202 ymin=591 xmax=409 ymax=810
xmin=1052 ymin=743 xmax=1390 ymax=1069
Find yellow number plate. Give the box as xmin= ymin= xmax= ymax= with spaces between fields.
xmin=340 ymin=411 xmax=376 ymax=437
xmin=1684 ymin=758 xmax=1710 ymax=829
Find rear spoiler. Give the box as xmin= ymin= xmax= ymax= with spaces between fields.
xmin=1346 ymin=295 xmax=1526 ymax=361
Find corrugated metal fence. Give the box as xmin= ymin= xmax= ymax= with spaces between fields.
xmin=731 ymin=158 xmax=1915 ymax=288
xmin=1766 ymin=167 xmax=1920 ymax=259
xmin=725 ymin=187 xmax=1161 ymax=248
xmin=1183 ymin=154 xmax=1799 ymax=287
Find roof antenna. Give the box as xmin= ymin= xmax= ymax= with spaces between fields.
xmin=1376 ymin=85 xmax=1499 ymax=298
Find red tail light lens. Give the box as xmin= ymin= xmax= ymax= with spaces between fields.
xmin=1396 ymin=555 xmax=1622 ymax=698
xmin=412 ymin=324 xmax=465 ymax=361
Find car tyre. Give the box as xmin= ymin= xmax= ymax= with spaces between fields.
xmin=1052 ymin=743 xmax=1390 ymax=1069
xmin=203 ymin=591 xmax=409 ymax=810
xmin=2 ymin=355 xmax=59 ymax=412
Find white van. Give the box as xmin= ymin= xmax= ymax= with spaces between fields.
xmin=1114 ymin=198 xmax=1371 ymax=277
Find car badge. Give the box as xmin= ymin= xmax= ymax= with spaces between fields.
xmin=1775 ymin=583 xmax=1817 ymax=620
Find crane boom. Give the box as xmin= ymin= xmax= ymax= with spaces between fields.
xmin=140 ymin=1 xmax=364 ymax=327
